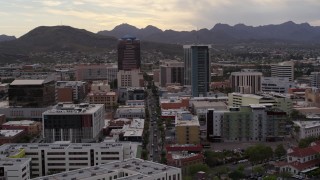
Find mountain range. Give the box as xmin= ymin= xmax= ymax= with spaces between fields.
xmin=98 ymin=21 xmax=320 ymax=44
xmin=0 ymin=35 xmax=16 ymax=42
xmin=0 ymin=26 xmax=182 ymax=63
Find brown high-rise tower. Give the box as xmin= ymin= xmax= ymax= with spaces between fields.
xmin=117 ymin=35 xmax=141 ymax=71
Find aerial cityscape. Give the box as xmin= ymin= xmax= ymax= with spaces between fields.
xmin=1 ymin=1 xmax=320 ymax=180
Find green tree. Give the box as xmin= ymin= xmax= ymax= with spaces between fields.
xmin=228 ymin=170 xmax=246 ymax=180
xmin=263 ymin=175 xmax=277 ymax=180
xmin=245 ymin=144 xmax=273 ymax=164
xmin=253 ymin=165 xmax=264 ymax=175
xmin=188 ymin=164 xmax=209 ymax=176
xmin=298 ymin=136 xmax=318 ymax=148
xmin=275 ymin=144 xmax=286 ymax=158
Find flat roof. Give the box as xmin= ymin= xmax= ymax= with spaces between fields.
xmin=32 ymin=158 xmax=180 ymax=180
xmin=175 ymin=112 xmax=199 ymax=126
xmin=0 ymin=130 xmax=24 ymax=137
xmin=3 ymin=120 xmax=37 ymax=126
xmin=44 ymin=103 xmax=104 ymax=115
xmin=10 ymin=79 xmax=45 ymax=85
xmin=123 ymin=129 xmax=143 ymax=137
xmin=293 ymin=121 xmax=320 ymax=129
xmin=0 ymin=158 xmax=30 ymax=167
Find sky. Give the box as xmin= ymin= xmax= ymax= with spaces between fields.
xmin=1 ymin=0 xmax=320 ymax=37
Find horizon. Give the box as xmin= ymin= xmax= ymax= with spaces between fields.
xmin=1 ymin=0 xmax=320 ymax=37
xmin=1 ymin=20 xmax=319 ymax=38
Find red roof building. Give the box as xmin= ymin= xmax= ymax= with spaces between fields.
xmin=276 ymin=142 xmax=320 ymax=175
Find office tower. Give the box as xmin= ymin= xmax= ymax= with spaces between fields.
xmin=271 ymin=61 xmax=294 ymax=82
xmin=117 ymin=35 xmax=141 ymax=71
xmin=8 ymin=77 xmax=55 ymax=108
xmin=184 ymin=45 xmax=210 ymax=97
xmin=160 ymin=60 xmax=184 ymax=87
xmin=230 ymin=72 xmax=262 ymax=94
xmin=42 ymin=103 xmax=105 ymax=143
xmin=310 ymin=72 xmax=320 ymax=88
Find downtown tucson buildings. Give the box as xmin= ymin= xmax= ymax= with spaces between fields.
xmin=32 ymin=158 xmax=181 ymax=180
xmin=0 ymin=142 xmax=137 ymax=178
xmin=117 ymin=35 xmax=141 ymax=71
xmin=184 ymin=45 xmax=210 ymax=97
xmin=42 ymin=103 xmax=105 ymax=143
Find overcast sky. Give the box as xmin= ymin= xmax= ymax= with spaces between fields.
xmin=1 ymin=0 xmax=320 ymax=37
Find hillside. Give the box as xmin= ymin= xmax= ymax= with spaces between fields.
xmin=0 ymin=35 xmax=16 ymax=42
xmin=0 ymin=26 xmax=182 ymax=63
xmin=98 ymin=21 xmax=320 ymax=44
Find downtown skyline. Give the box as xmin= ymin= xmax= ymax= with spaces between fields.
xmin=1 ymin=0 xmax=320 ymax=37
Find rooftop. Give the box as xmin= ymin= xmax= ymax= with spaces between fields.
xmin=32 ymin=158 xmax=180 ymax=180
xmin=175 ymin=112 xmax=199 ymax=127
xmin=0 ymin=158 xmax=30 ymax=167
xmin=44 ymin=103 xmax=104 ymax=115
xmin=3 ymin=120 xmax=37 ymax=126
xmin=0 ymin=130 xmax=24 ymax=137
xmin=293 ymin=121 xmax=320 ymax=129
xmin=10 ymin=79 xmax=45 ymax=85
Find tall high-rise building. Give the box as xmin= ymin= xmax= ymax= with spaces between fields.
xmin=160 ymin=60 xmax=184 ymax=87
xmin=117 ymin=35 xmax=141 ymax=71
xmin=310 ymin=72 xmax=320 ymax=88
xmin=184 ymin=45 xmax=210 ymax=97
xmin=271 ymin=61 xmax=294 ymax=82
xmin=230 ymin=71 xmax=262 ymax=94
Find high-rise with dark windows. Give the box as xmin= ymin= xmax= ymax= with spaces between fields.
xmin=184 ymin=45 xmax=210 ymax=97
xmin=117 ymin=35 xmax=141 ymax=71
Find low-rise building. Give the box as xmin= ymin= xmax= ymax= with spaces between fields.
xmin=42 ymin=103 xmax=105 ymax=143
xmin=0 ymin=130 xmax=26 ymax=145
xmin=2 ymin=120 xmax=41 ymax=135
xmin=293 ymin=121 xmax=320 ymax=140
xmin=276 ymin=141 xmax=320 ymax=176
xmin=228 ymin=92 xmax=293 ymax=114
xmin=88 ymin=91 xmax=118 ymax=109
xmin=0 ymin=158 xmax=31 ymax=180
xmin=262 ymin=77 xmax=294 ymax=93
xmin=160 ymin=97 xmax=190 ymax=110
xmin=114 ymin=106 xmax=145 ymax=119
xmin=31 ymin=158 xmax=181 ymax=180
xmin=175 ymin=112 xmax=200 ymax=144
xmin=0 ymin=142 xmax=137 ymax=177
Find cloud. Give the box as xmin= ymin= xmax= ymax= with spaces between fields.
xmin=2 ymin=0 xmax=320 ymax=36
xmin=40 ymin=0 xmax=63 ymax=7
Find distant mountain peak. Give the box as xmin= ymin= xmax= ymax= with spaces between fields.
xmin=0 ymin=34 xmax=16 ymax=42
xmin=97 ymin=21 xmax=320 ymax=44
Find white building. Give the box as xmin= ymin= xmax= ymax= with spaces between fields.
xmin=293 ymin=121 xmax=320 ymax=140
xmin=42 ymin=103 xmax=105 ymax=143
xmin=262 ymin=77 xmax=295 ymax=93
xmin=0 ymin=158 xmax=31 ymax=180
xmin=0 ymin=142 xmax=137 ymax=178
xmin=230 ymin=71 xmax=262 ymax=94
xmin=117 ymin=69 xmax=143 ymax=88
xmin=114 ymin=106 xmax=145 ymax=119
xmin=310 ymin=72 xmax=320 ymax=88
xmin=0 ymin=101 xmax=52 ymax=121
xmin=271 ymin=61 xmax=294 ymax=82
xmin=31 ymin=158 xmax=182 ymax=180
